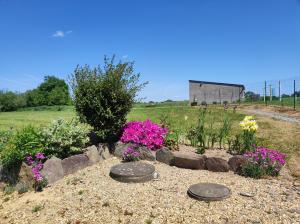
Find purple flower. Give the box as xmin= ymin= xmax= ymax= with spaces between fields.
xmin=243 ymin=147 xmax=286 ymax=176
xmin=123 ymin=146 xmax=141 ymax=162
xmin=121 ymin=119 xmax=168 ymax=150
xmin=26 ymin=156 xmax=34 ymax=165
xmin=35 ymin=152 xmax=45 ymax=160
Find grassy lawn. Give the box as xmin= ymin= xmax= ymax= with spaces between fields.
xmin=0 ymin=104 xmax=299 ymax=177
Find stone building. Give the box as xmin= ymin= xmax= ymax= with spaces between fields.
xmin=189 ymin=80 xmax=245 ymax=104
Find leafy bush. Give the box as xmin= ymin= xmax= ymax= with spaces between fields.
xmin=0 ymin=144 xmax=22 ymax=168
xmin=14 ymin=126 xmax=44 ymax=158
xmin=0 ymin=91 xmax=26 ymax=112
xmin=191 ymin=102 xmax=197 ymax=106
xmin=0 ymin=130 xmax=13 ymax=152
xmin=70 ymin=56 xmax=146 ymax=142
xmin=122 ymin=146 xmax=141 ymax=162
xmin=41 ymin=119 xmax=90 ymax=158
xmin=241 ymin=147 xmax=286 ymax=178
xmin=0 ymin=126 xmax=43 ymax=168
xmin=121 ymin=119 xmax=167 ymax=150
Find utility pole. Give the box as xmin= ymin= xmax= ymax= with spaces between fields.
xmin=264 ymin=81 xmax=267 ymax=106
xmin=269 ymin=84 xmax=272 ymax=102
xmin=294 ymin=80 xmax=296 ymax=110
xmin=279 ymin=81 xmax=281 ymax=102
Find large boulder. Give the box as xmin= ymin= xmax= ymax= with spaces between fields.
xmin=228 ymin=155 xmax=247 ymax=173
xmin=62 ymin=154 xmax=89 ymax=176
xmin=138 ymin=146 xmax=156 ymax=161
xmin=205 ymin=157 xmax=229 ymax=172
xmin=113 ymin=141 xmax=132 ymax=158
xmin=41 ymin=156 xmax=64 ymax=184
xmin=156 ymin=147 xmax=175 ymax=165
xmin=113 ymin=142 xmax=155 ymax=161
xmin=84 ymin=145 xmax=101 ymax=165
xmin=98 ymin=143 xmax=112 ymax=160
xmin=18 ymin=162 xmax=35 ymax=187
xmin=173 ymin=152 xmax=206 ymax=170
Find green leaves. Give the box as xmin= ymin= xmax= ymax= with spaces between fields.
xmin=70 ymin=55 xmax=146 ymax=142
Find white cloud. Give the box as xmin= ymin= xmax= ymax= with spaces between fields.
xmin=122 ymin=55 xmax=128 ymax=59
xmin=52 ymin=30 xmax=72 ymax=38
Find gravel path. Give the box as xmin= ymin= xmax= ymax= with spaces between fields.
xmin=1 ymin=157 xmax=299 ymax=224
xmin=244 ymin=109 xmax=300 ymax=125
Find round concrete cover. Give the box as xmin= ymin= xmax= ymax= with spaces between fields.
xmin=187 ymin=183 xmax=231 ymax=201
xmin=110 ymin=162 xmax=155 ymax=183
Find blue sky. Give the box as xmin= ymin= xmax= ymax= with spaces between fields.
xmin=1 ymin=0 xmax=300 ymax=101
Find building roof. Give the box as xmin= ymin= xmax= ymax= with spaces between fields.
xmin=189 ymin=80 xmax=245 ymax=89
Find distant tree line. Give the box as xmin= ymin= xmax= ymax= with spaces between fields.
xmin=0 ymin=76 xmax=71 ymax=112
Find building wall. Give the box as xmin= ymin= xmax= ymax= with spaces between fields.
xmin=189 ymin=82 xmax=244 ymax=104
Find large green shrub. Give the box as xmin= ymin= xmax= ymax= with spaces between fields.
xmin=40 ymin=119 xmax=90 ymax=158
xmin=70 ymin=56 xmax=146 ymax=142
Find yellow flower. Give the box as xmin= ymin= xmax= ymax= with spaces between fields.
xmin=240 ymin=116 xmax=258 ymax=132
xmin=184 ymin=115 xmax=188 ymax=121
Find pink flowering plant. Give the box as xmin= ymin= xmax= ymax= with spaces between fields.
xmin=26 ymin=152 xmax=47 ymax=191
xmin=242 ymin=147 xmax=286 ymax=178
xmin=120 ymin=119 xmax=168 ymax=150
xmin=122 ymin=145 xmax=141 ymax=162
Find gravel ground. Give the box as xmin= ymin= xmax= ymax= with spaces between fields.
xmin=244 ymin=109 xmax=300 ymax=125
xmin=1 ymin=156 xmax=300 ymax=224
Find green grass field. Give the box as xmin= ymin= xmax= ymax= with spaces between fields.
xmin=0 ymin=104 xmax=244 ymax=132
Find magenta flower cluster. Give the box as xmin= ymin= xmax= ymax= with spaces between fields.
xmin=26 ymin=152 xmax=45 ymax=182
xmin=123 ymin=146 xmax=141 ymax=162
xmin=244 ymin=147 xmax=286 ymax=175
xmin=120 ymin=119 xmax=168 ymax=150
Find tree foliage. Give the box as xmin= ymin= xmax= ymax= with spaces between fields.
xmin=70 ymin=56 xmax=147 ymax=142
xmin=26 ymin=76 xmax=71 ymax=107
xmin=0 ymin=76 xmax=71 ymax=111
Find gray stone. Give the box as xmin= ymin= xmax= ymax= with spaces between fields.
xmin=18 ymin=162 xmax=35 ymax=187
xmin=113 ymin=141 xmax=132 ymax=158
xmin=113 ymin=142 xmax=155 ymax=161
xmin=205 ymin=157 xmax=230 ymax=172
xmin=156 ymin=147 xmax=175 ymax=165
xmin=41 ymin=156 xmax=64 ymax=184
xmin=187 ymin=183 xmax=231 ymax=201
xmin=84 ymin=145 xmax=101 ymax=165
xmin=288 ymin=208 xmax=300 ymax=214
xmin=138 ymin=146 xmax=156 ymax=161
xmin=173 ymin=152 xmax=206 ymax=170
xmin=240 ymin=192 xmax=255 ymax=197
xmin=62 ymin=154 xmax=89 ymax=176
xmin=98 ymin=143 xmax=112 ymax=160
xmin=110 ymin=162 xmax=155 ymax=183
xmin=228 ymin=155 xmax=247 ymax=173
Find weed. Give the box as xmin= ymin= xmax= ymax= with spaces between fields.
xmin=32 ymin=204 xmax=44 ymax=213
